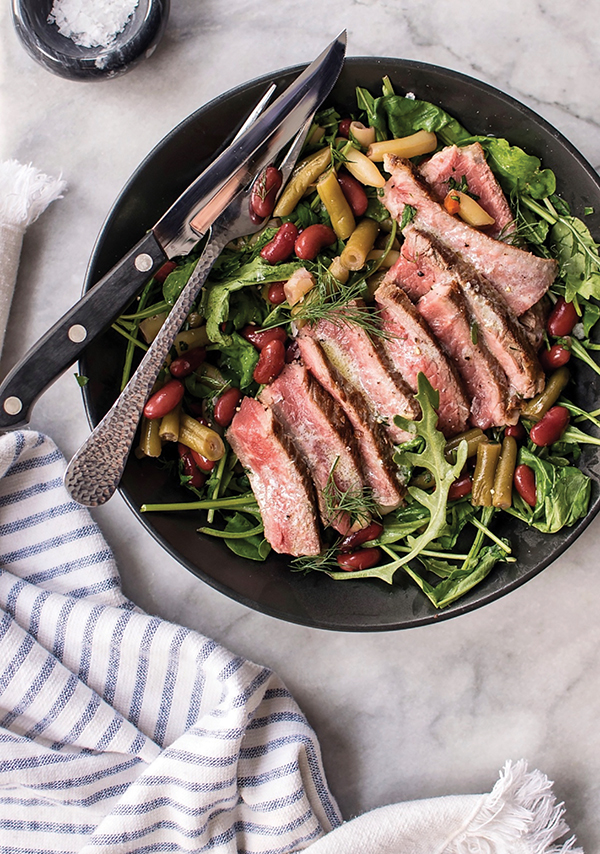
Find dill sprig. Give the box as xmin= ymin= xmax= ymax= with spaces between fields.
xmin=290 ymin=543 xmax=340 ymax=575
xmin=322 ymin=458 xmax=379 ymax=530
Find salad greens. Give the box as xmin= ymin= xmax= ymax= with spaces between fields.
xmin=117 ymin=75 xmax=600 ymax=609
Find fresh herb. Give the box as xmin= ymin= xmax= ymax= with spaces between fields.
xmin=399 ymin=204 xmax=417 ymax=230
xmin=74 ymin=373 xmax=89 ymax=387
xmin=323 ymin=458 xmax=379 ymax=530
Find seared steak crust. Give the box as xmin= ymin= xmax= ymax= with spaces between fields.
xmin=297 ymin=335 xmax=405 ymax=511
xmin=383 ymin=155 xmax=557 ymax=316
xmin=260 ymin=362 xmax=366 ymax=535
xmin=374 ymin=280 xmax=470 ymax=436
xmin=226 ymin=398 xmax=321 ymax=556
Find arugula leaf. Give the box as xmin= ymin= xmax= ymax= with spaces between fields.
xmin=203 ymin=257 xmax=304 ymax=344
xmin=325 ymin=374 xmax=468 ymax=584
xmin=221 ymin=512 xmax=271 ymax=561
xmin=379 ymin=95 xmax=471 ymax=145
xmin=506 ymin=446 xmax=591 ymax=533
xmin=208 ymin=332 xmax=259 ymax=390
xmin=162 ymin=255 xmax=200 ymax=305
xmin=550 ymin=215 xmax=600 ymax=302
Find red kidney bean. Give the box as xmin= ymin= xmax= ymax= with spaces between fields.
xmin=253 ymin=339 xmax=286 ymax=385
xmin=143 ymin=379 xmax=185 ymax=420
xmin=339 ymin=520 xmax=383 ymax=553
xmin=250 ymin=166 xmax=283 ymax=220
xmin=505 ymin=422 xmax=526 ymax=441
xmin=267 ymin=281 xmax=287 ymax=304
xmin=190 ymin=449 xmax=216 ymax=472
xmin=153 ymin=260 xmax=177 ymax=283
xmin=169 ymin=346 xmax=206 ymax=378
xmin=539 ymin=342 xmax=571 ymax=372
xmin=448 ymin=473 xmax=473 ymax=501
xmin=213 ymin=387 xmax=242 ymax=427
xmin=529 ymin=405 xmax=570 ymax=447
xmin=294 ymin=224 xmax=337 ymax=260
xmin=337 ymin=171 xmax=369 ymax=216
xmin=260 ymin=222 xmax=299 ymax=265
xmin=338 ymin=118 xmax=352 ymax=138
xmin=241 ymin=324 xmax=288 ymax=350
xmin=514 ymin=464 xmax=537 ymax=507
xmin=178 ymin=444 xmax=206 ymax=489
xmin=285 ymin=339 xmax=300 ymax=363
xmin=547 ymin=297 xmax=578 ymax=337
xmin=336 ymin=547 xmax=382 ymax=572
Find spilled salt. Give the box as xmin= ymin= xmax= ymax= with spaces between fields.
xmin=48 ymin=0 xmax=140 ymax=49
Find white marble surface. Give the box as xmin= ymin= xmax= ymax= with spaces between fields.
xmin=2 ymin=1 xmax=600 ymax=849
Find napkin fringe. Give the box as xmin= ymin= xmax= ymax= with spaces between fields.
xmin=452 ymin=759 xmax=582 ymax=853
xmin=0 ymin=159 xmax=66 ymax=228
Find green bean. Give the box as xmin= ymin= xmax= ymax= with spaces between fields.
xmin=492 ymin=436 xmax=518 ymax=509
xmin=444 ymin=428 xmax=488 ymax=461
xmin=471 ymin=442 xmax=502 ymax=507
xmin=521 ymin=366 xmax=570 ymax=422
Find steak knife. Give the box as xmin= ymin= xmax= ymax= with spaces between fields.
xmin=0 ymin=32 xmax=346 ymax=430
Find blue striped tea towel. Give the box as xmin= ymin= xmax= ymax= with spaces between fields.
xmin=0 ymin=431 xmax=583 ymax=853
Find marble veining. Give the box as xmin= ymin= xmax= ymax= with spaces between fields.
xmin=2 ymin=0 xmax=600 ymax=849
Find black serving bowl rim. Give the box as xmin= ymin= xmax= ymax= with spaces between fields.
xmin=81 ymin=56 xmax=600 ymax=630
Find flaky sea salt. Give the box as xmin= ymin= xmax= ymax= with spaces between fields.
xmin=48 ymin=0 xmax=140 ymax=49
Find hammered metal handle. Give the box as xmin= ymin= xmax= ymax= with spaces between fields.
xmin=64 ymin=235 xmax=225 ymax=507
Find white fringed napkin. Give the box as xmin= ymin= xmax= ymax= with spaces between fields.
xmin=0 ymin=160 xmax=66 ymax=355
xmin=0 ymin=430 xmax=584 ymax=854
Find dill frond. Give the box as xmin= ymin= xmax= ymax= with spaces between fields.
xmin=323 ymin=458 xmax=380 ymax=530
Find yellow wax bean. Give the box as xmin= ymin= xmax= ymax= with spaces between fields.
xmin=179 ymin=414 xmax=225 ymax=461
xmin=366 ymin=248 xmax=400 ymax=268
xmin=340 ymin=218 xmax=380 ymax=271
xmin=273 ymin=147 xmax=331 ymax=217
xmin=316 ymin=169 xmax=355 ymax=240
xmin=349 ymin=121 xmax=376 ymax=147
xmin=366 ymin=130 xmax=438 ymax=162
xmin=138 ymin=416 xmax=162 ymax=458
xmin=343 ymin=146 xmax=386 ymax=188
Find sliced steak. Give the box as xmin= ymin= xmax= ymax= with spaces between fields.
xmin=418 ymin=281 xmax=519 ymax=428
xmin=382 ymin=155 xmax=557 ymax=316
xmin=414 ymin=235 xmax=545 ymax=399
xmin=519 ymin=297 xmax=551 ymax=349
xmin=419 ymin=143 xmax=515 ymax=239
xmin=227 ymin=398 xmax=321 ymax=556
xmin=382 ymin=225 xmax=440 ymax=301
xmin=374 ymin=280 xmax=470 ymax=436
xmin=297 ymin=335 xmax=405 ymax=511
xmin=298 ymin=305 xmax=420 ymax=443
xmin=260 ymin=362 xmax=367 ymax=535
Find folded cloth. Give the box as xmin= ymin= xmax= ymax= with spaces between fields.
xmin=0 ymin=431 xmax=583 ymax=854
xmin=0 ymin=160 xmax=66 ymax=356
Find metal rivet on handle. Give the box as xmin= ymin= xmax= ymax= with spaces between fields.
xmin=3 ymin=396 xmax=23 ymax=416
xmin=135 ymin=253 xmax=153 ymax=272
xmin=68 ymin=324 xmax=88 ymax=343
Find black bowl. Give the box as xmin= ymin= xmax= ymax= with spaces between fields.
xmin=12 ymin=0 xmax=169 ymax=81
xmin=81 ymin=57 xmax=600 ymax=630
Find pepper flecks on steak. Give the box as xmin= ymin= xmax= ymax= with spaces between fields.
xmin=403 ymin=233 xmax=545 ymax=400
xmin=382 ymin=154 xmax=557 ymax=316
xmin=298 ymin=304 xmax=420 ymax=444
xmin=297 ymin=335 xmax=406 ymax=511
xmin=374 ymin=280 xmax=471 ymax=437
xmin=259 ymin=362 xmax=368 ymax=535
xmin=382 ymin=225 xmax=441 ymax=302
xmin=418 ymin=281 xmax=519 ymax=429
xmin=418 ymin=143 xmax=516 ymax=239
xmin=226 ymin=398 xmax=321 ymax=556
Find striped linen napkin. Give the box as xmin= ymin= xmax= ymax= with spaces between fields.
xmin=0 ymin=430 xmax=583 ymax=853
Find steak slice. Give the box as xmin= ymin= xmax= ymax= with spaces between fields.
xmin=411 ymin=234 xmax=545 ymax=400
xmin=382 ymin=225 xmax=439 ymax=301
xmin=297 ymin=335 xmax=405 ymax=511
xmin=298 ymin=305 xmax=420 ymax=444
xmin=382 ymin=155 xmax=557 ymax=316
xmin=418 ymin=281 xmax=519 ymax=428
xmin=374 ymin=279 xmax=470 ymax=436
xmin=419 ymin=143 xmax=515 ymax=239
xmin=227 ymin=398 xmax=321 ymax=556
xmin=260 ymin=362 xmax=367 ymax=535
